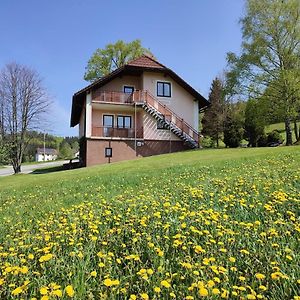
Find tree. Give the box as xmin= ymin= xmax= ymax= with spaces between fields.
xmin=244 ymin=99 xmax=265 ymax=146
xmin=226 ymin=0 xmax=300 ymax=145
xmin=223 ymin=102 xmax=245 ymax=148
xmin=59 ymin=142 xmax=73 ymax=159
xmin=84 ymin=39 xmax=153 ymax=82
xmin=0 ymin=63 xmax=51 ymax=173
xmin=201 ymin=78 xmax=225 ymax=147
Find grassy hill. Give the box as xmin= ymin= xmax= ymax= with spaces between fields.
xmin=0 ymin=147 xmax=299 ymax=299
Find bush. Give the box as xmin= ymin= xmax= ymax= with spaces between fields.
xmin=267 ymin=130 xmax=283 ymax=144
xmin=201 ymin=136 xmax=215 ymax=148
xmin=257 ymin=133 xmax=268 ymax=147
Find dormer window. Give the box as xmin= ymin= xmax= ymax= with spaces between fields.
xmin=157 ymin=81 xmax=171 ymax=97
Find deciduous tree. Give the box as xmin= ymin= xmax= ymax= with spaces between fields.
xmin=84 ymin=40 xmax=153 ymax=82
xmin=226 ymin=0 xmax=300 ymax=145
xmin=0 ymin=63 xmax=51 ymax=173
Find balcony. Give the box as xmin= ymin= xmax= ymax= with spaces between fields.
xmin=92 ymin=126 xmax=144 ymax=139
xmin=92 ymin=91 xmax=134 ymax=104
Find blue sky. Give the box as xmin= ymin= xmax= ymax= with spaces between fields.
xmin=0 ymin=0 xmax=244 ymax=136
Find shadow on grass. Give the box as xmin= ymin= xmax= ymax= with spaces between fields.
xmin=31 ymin=166 xmax=65 ymax=174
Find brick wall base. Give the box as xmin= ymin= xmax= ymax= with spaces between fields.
xmin=85 ymin=139 xmax=191 ymax=166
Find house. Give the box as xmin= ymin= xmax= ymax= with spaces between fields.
xmin=70 ymin=55 xmax=209 ymax=166
xmin=35 ymin=148 xmax=58 ymax=162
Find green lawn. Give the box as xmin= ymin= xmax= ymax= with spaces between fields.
xmin=0 ymin=146 xmax=299 ymax=299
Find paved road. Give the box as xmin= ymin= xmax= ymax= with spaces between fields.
xmin=0 ymin=160 xmax=69 ymax=177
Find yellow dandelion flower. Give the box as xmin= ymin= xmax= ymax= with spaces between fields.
xmin=90 ymin=271 xmax=97 ymax=277
xmin=12 ymin=286 xmax=23 ymax=295
xmin=255 ymin=273 xmax=265 ymax=280
xmin=212 ymin=288 xmax=220 ymax=295
xmin=52 ymin=289 xmax=62 ymax=297
xmin=161 ymin=280 xmax=171 ymax=288
xmin=40 ymin=287 xmax=48 ymax=295
xmin=140 ymin=293 xmax=149 ymax=300
xmin=65 ymin=285 xmax=75 ymax=297
xmin=199 ymin=287 xmax=209 ymax=297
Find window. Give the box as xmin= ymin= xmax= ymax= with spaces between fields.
xmin=117 ymin=115 xmax=132 ymax=128
xmin=124 ymin=86 xmax=134 ymax=94
xmin=103 ymin=115 xmax=114 ymax=127
xmin=157 ymin=81 xmax=171 ymax=97
xmin=105 ymin=147 xmax=112 ymax=157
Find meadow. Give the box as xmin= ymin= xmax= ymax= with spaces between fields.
xmin=0 ymin=147 xmax=299 ymax=299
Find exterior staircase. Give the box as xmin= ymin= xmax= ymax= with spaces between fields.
xmin=132 ymin=91 xmax=199 ymax=149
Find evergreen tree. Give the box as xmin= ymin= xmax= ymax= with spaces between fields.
xmin=201 ymin=78 xmax=225 ymax=147
xmin=223 ymin=103 xmax=245 ymax=148
xmin=244 ymin=99 xmax=265 ymax=147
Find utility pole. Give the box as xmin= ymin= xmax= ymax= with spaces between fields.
xmin=43 ymin=131 xmax=46 ymax=161
xmin=134 ymin=92 xmax=137 ymax=156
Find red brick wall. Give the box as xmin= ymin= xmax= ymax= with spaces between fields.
xmin=85 ymin=139 xmax=190 ymax=166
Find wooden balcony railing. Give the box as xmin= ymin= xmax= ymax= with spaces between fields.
xmin=92 ymin=126 xmax=144 ymax=139
xmin=93 ymin=91 xmax=133 ymax=104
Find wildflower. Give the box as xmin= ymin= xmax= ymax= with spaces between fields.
xmin=154 ymin=287 xmax=161 ymax=293
xmin=40 ymin=287 xmax=48 ymax=295
xmin=161 ymin=280 xmax=171 ymax=288
xmin=140 ymin=293 xmax=149 ymax=300
xmin=39 ymin=254 xmax=53 ymax=263
xmin=12 ymin=286 xmax=23 ymax=295
xmin=65 ymin=285 xmax=75 ymax=297
xmin=52 ymin=289 xmax=63 ymax=297
xmin=255 ymin=273 xmax=265 ymax=280
xmin=90 ymin=271 xmax=97 ymax=277
xmin=212 ymin=288 xmax=220 ymax=295
xmin=199 ymin=287 xmax=209 ymax=297
xmin=103 ymin=278 xmax=120 ymax=287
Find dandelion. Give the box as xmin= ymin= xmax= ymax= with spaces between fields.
xmin=255 ymin=273 xmax=266 ymax=280
xmin=161 ymin=280 xmax=171 ymax=288
xmin=90 ymin=271 xmax=97 ymax=277
xmin=199 ymin=287 xmax=209 ymax=297
xmin=65 ymin=285 xmax=75 ymax=297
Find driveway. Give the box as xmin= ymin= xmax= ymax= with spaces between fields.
xmin=0 ymin=160 xmax=69 ymax=177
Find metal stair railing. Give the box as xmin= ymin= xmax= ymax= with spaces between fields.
xmin=132 ymin=90 xmax=199 ymax=148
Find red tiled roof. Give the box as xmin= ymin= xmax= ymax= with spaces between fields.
xmin=126 ymin=55 xmax=166 ymax=69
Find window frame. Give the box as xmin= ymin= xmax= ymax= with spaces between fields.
xmin=103 ymin=114 xmax=114 ymax=128
xmin=157 ymin=81 xmax=171 ymax=98
xmin=117 ymin=115 xmax=132 ymax=129
xmin=105 ymin=147 xmax=112 ymax=158
xmin=123 ymin=85 xmax=135 ymax=94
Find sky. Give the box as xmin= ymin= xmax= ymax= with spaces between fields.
xmin=0 ymin=0 xmax=244 ymax=136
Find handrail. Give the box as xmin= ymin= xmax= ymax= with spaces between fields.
xmin=92 ymin=91 xmax=133 ymax=104
xmin=92 ymin=126 xmax=143 ymax=139
xmin=132 ymin=90 xmax=199 ymax=144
